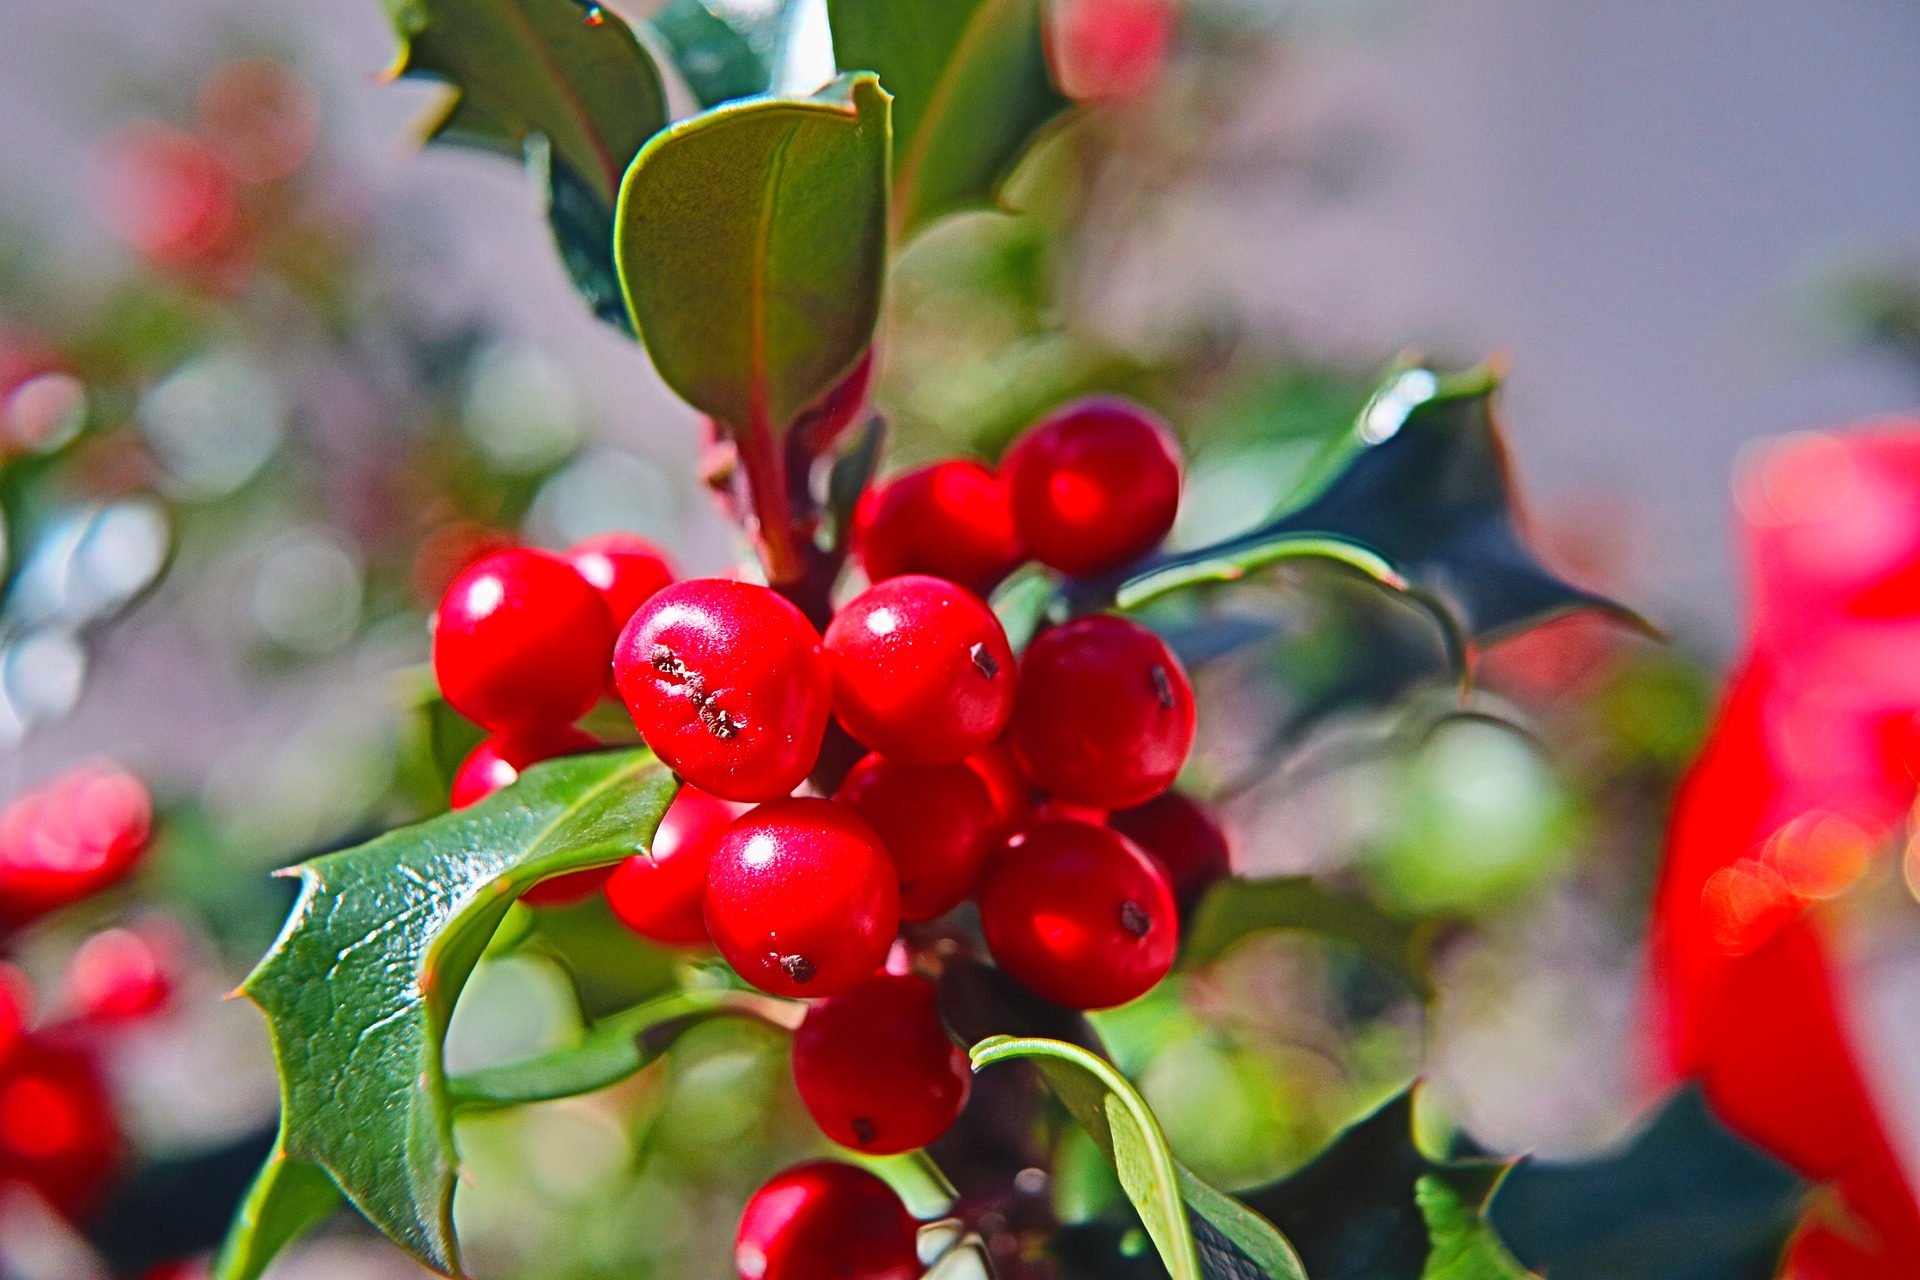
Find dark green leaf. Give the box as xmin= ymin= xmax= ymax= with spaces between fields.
xmin=972 ymin=1036 xmax=1307 ymax=1280
xmin=227 ymin=749 xmax=676 ymax=1275
xmin=212 ymin=1146 xmax=343 ymax=1280
xmin=827 ymin=0 xmax=1069 ymax=236
xmin=1489 ymin=1086 xmax=1806 ymax=1280
xmin=449 ymin=987 xmax=800 ymax=1108
xmin=989 ymin=563 xmax=1062 ymax=653
xmin=1117 ymin=365 xmax=1649 ymax=656
xmin=615 ymin=74 xmax=890 ymax=435
xmin=651 ymin=0 xmax=776 ymax=107
xmin=1237 ymin=1088 xmax=1528 ymax=1280
xmin=382 ymin=0 xmax=668 ymax=327
xmin=1181 ymin=877 xmax=1436 ymax=1001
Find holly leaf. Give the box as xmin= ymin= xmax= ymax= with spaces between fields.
xmin=651 ymin=0 xmax=778 ymax=108
xmin=212 ymin=1146 xmax=343 ymax=1280
xmin=972 ymin=1035 xmax=1307 ymax=1280
xmin=1116 ymin=365 xmax=1648 ymax=663
xmin=1181 ymin=877 xmax=1436 ymax=1001
xmin=827 ymin=0 xmax=1068 ymax=237
xmin=615 ymin=73 xmax=890 ymax=436
xmin=383 ymin=0 xmax=668 ymax=328
xmin=223 ymin=749 xmax=677 ymax=1276
xmin=1237 ymin=1088 xmax=1532 ymax=1280
xmin=1488 ymin=1085 xmax=1806 ymax=1280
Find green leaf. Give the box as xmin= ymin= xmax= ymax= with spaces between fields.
xmin=1237 ymin=1088 xmax=1529 ymax=1280
xmin=1488 ymin=1085 xmax=1805 ymax=1280
xmin=972 ymin=1036 xmax=1306 ymax=1280
xmin=651 ymin=0 xmax=777 ymax=107
xmin=1116 ymin=364 xmax=1649 ymax=658
xmin=383 ymin=0 xmax=668 ymax=327
xmin=827 ymin=0 xmax=1069 ymax=237
xmin=989 ymin=562 xmax=1062 ymax=653
xmin=614 ymin=73 xmax=890 ymax=436
xmin=212 ymin=1146 xmax=342 ymax=1280
xmin=1181 ymin=877 xmax=1436 ymax=1001
xmin=228 ymin=749 xmax=677 ymax=1275
xmin=448 ymin=987 xmax=800 ymax=1108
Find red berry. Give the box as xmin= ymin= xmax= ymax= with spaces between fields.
xmin=978 ymin=820 xmax=1177 ymax=1009
xmin=735 ymin=1160 xmax=920 ymax=1280
xmin=1109 ymin=792 xmax=1231 ymax=910
xmin=606 ymin=786 xmax=739 ymax=946
xmin=823 ymin=576 xmax=1015 ymax=767
xmin=65 ymin=927 xmax=172 ymax=1022
xmin=1010 ymin=615 xmax=1194 ymax=809
xmin=854 ymin=459 xmax=1023 ymax=594
xmin=703 ymin=799 xmax=899 ymax=997
xmin=0 ymin=763 xmax=152 ymax=928
xmin=615 ymin=580 xmax=832 ymax=802
xmin=1001 ymin=397 xmax=1182 ymax=576
xmin=565 ymin=532 xmax=676 ymax=629
xmin=0 ymin=965 xmax=31 ymax=1065
xmin=835 ymin=755 xmax=996 ymax=920
xmin=450 ymin=725 xmax=602 ymax=809
xmin=433 ymin=549 xmax=616 ymax=732
xmin=792 ymin=973 xmax=969 ymax=1154
xmin=0 ymin=1040 xmax=119 ymax=1216
xmin=964 ymin=741 xmax=1033 ymax=837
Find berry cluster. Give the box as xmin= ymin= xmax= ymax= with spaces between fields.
xmin=429 ymin=397 xmax=1235 ymax=1280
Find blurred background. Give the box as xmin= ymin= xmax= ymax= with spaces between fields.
xmin=0 ymin=0 xmax=1916 ymax=1276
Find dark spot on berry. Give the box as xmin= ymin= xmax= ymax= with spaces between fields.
xmin=1119 ymin=900 xmax=1152 ymax=938
xmin=653 ymin=644 xmax=739 ymax=740
xmin=850 ymin=1117 xmax=877 ymax=1146
xmin=1149 ymin=663 xmax=1175 ymax=710
xmin=779 ymin=954 xmax=817 ymax=985
xmin=970 ymin=642 xmax=1000 ymax=680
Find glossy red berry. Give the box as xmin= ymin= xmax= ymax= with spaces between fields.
xmin=703 ymin=799 xmax=899 ymax=997
xmin=0 ymin=763 xmax=152 ymax=928
xmin=1011 ymin=615 xmax=1195 ymax=809
xmin=735 ymin=1160 xmax=921 ymax=1280
xmin=1001 ymin=397 xmax=1182 ymax=576
xmin=835 ymin=754 xmax=997 ymax=920
xmin=792 ymin=973 xmax=969 ymax=1154
xmin=0 ymin=1040 xmax=119 ymax=1215
xmin=1109 ymin=791 xmax=1231 ymax=910
xmin=606 ymin=785 xmax=739 ymax=946
xmin=978 ymin=819 xmax=1177 ymax=1009
xmin=565 ymin=532 xmax=676 ymax=629
xmin=854 ymin=459 xmax=1023 ymax=594
xmin=823 ymin=576 xmax=1015 ymax=767
xmin=450 ymin=724 xmax=602 ymax=809
xmin=615 ymin=579 xmax=832 ymax=802
xmin=964 ymin=741 xmax=1033 ymax=838
xmin=66 ymin=927 xmax=172 ymax=1022
xmin=433 ymin=548 xmax=616 ymax=731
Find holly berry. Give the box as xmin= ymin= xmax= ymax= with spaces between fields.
xmin=1001 ymin=397 xmax=1182 ymax=576
xmin=606 ymin=785 xmax=738 ymax=946
xmin=1010 ymin=615 xmax=1195 ymax=809
xmin=0 ymin=1040 xmax=119 ymax=1216
xmin=792 ymin=973 xmax=969 ymax=1154
xmin=565 ymin=532 xmax=676 ymax=629
xmin=0 ymin=965 xmax=31 ymax=1066
xmin=615 ymin=579 xmax=831 ymax=802
xmin=965 ymin=740 xmax=1033 ymax=837
xmin=735 ymin=1160 xmax=921 ymax=1280
xmin=823 ymin=575 xmax=1016 ymax=767
xmin=854 ymin=459 xmax=1023 ymax=594
xmin=703 ymin=799 xmax=899 ymax=997
xmin=450 ymin=724 xmax=602 ymax=809
xmin=0 ymin=763 xmax=152 ymax=928
xmin=835 ymin=754 xmax=997 ymax=920
xmin=65 ymin=927 xmax=172 ymax=1022
xmin=978 ymin=820 xmax=1177 ymax=1009
xmin=432 ymin=548 xmax=616 ymax=732
xmin=1109 ymin=791 xmax=1231 ymax=910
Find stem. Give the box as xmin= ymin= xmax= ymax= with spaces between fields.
xmin=734 ymin=408 xmax=808 ymax=587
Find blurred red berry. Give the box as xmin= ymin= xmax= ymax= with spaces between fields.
xmin=1011 ymin=615 xmax=1194 ymax=809
xmin=0 ymin=763 xmax=152 ymax=928
xmin=606 ymin=785 xmax=739 ymax=946
xmin=565 ymin=532 xmax=676 ymax=631
xmin=824 ymin=575 xmax=1015 ymax=767
xmin=0 ymin=965 xmax=31 ymax=1065
xmin=450 ymin=724 xmax=602 ymax=809
xmin=615 ymin=579 xmax=831 ymax=802
xmin=735 ymin=1160 xmax=920 ymax=1280
xmin=0 ymin=1040 xmax=119 ymax=1216
xmin=1001 ymin=397 xmax=1182 ymax=577
xmin=1109 ymin=791 xmax=1230 ymax=910
xmin=99 ymin=123 xmax=249 ymax=279
xmin=835 ymin=754 xmax=997 ymax=920
xmin=853 ymin=460 xmax=1023 ymax=594
xmin=979 ymin=820 xmax=1177 ymax=1009
xmin=1047 ymin=0 xmax=1178 ymax=102
xmin=791 ymin=973 xmax=969 ymax=1154
xmin=703 ymin=799 xmax=898 ymax=998
xmin=65 ymin=927 xmax=173 ymax=1023
xmin=196 ymin=58 xmax=320 ymax=185
xmin=432 ymin=548 xmax=616 ymax=732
